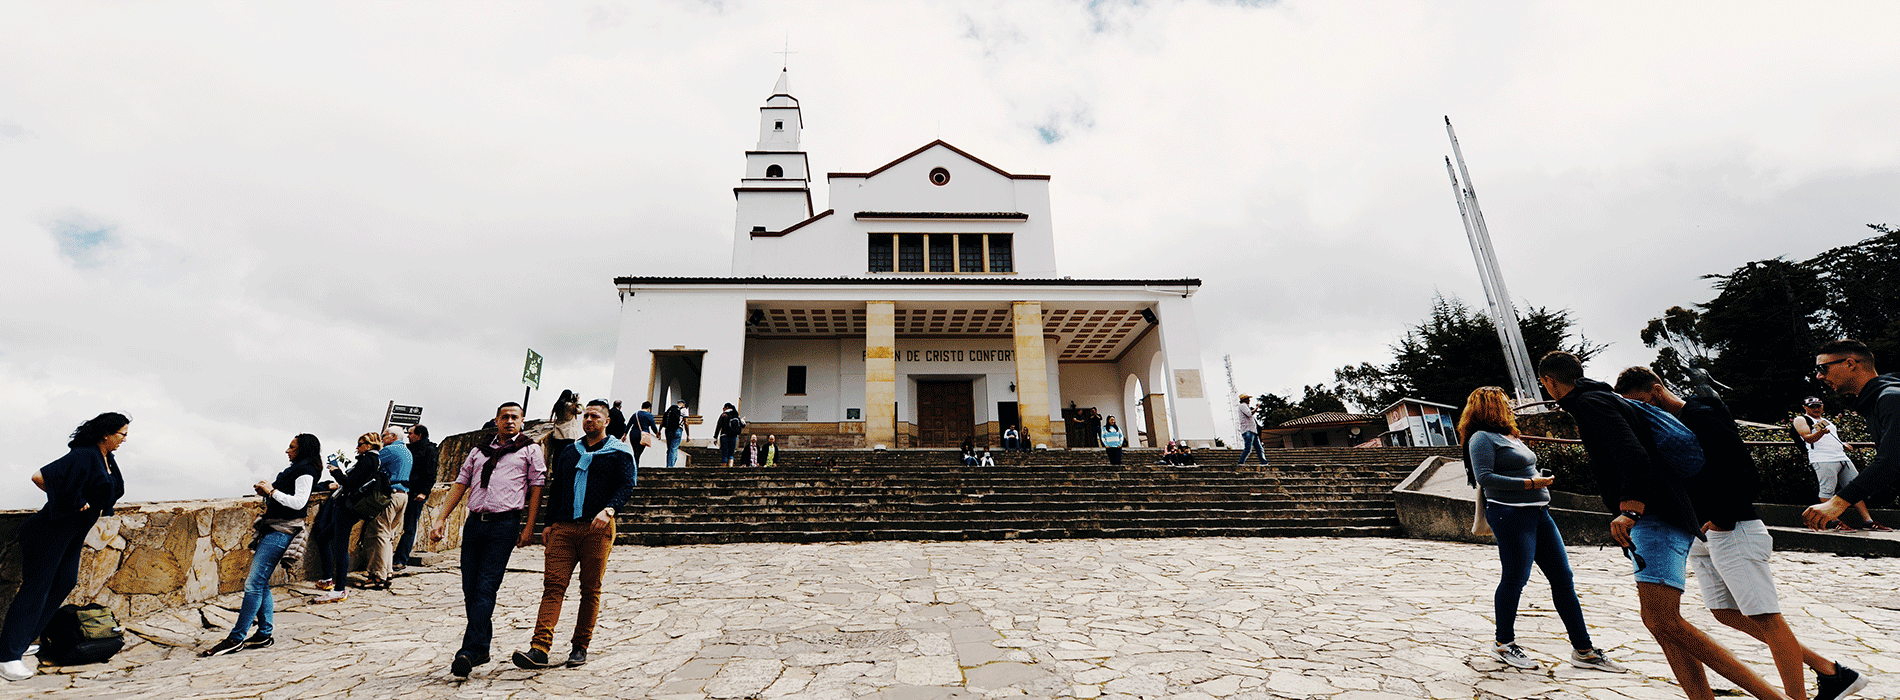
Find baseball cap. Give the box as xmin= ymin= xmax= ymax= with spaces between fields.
xmin=1803 ymin=397 xmax=1824 ymax=407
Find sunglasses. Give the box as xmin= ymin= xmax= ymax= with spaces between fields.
xmin=1814 ymin=358 xmax=1852 ymax=377
xmin=1621 ymin=546 xmax=1646 ymax=575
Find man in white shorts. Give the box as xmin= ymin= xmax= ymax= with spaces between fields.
xmin=1792 ymin=397 xmax=1889 ymax=531
xmin=1619 ymin=368 xmax=1869 ymax=700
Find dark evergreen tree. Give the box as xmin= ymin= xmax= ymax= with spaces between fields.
xmin=1697 ymin=258 xmax=1826 ymax=420
xmin=1332 ymin=294 xmax=1599 ymax=411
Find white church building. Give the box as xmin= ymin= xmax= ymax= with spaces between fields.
xmin=609 ymin=71 xmax=1217 ymax=449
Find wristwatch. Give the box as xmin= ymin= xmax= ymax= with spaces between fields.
xmin=1618 ymin=510 xmax=1643 ymax=521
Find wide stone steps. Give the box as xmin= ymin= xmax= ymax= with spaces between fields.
xmin=602 ymin=446 xmax=1453 ymax=545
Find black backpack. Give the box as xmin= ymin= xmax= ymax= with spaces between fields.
xmin=40 ymin=603 xmax=123 ymax=666
xmin=662 ymin=406 xmax=681 ymax=431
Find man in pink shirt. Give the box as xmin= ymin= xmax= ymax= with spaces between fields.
xmin=429 ymin=402 xmax=545 ymax=678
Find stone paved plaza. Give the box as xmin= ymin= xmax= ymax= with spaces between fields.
xmin=4 ymin=536 xmax=1897 ymax=700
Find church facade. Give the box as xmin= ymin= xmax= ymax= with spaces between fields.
xmin=609 ymin=71 xmax=1216 ymax=449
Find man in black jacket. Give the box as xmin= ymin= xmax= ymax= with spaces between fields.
xmin=394 ymin=424 xmax=439 ymax=569
xmin=1618 ymin=367 xmax=1867 ymax=700
xmin=1805 ymin=339 xmax=1900 ymax=532
xmin=1538 ymin=351 xmax=1788 ymax=700
xmin=512 ymin=400 xmax=636 ymax=670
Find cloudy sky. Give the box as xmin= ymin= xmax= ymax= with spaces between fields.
xmin=4 ymin=1 xmax=1897 ymax=508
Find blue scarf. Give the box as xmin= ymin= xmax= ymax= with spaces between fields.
xmin=568 ymin=436 xmax=634 ymax=520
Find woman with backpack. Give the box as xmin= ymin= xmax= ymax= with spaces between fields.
xmin=200 ymin=434 xmax=323 ymax=657
xmin=311 ymin=432 xmax=388 ymax=603
xmin=1458 ymin=386 xmax=1622 ymax=673
xmin=1 ymin=413 xmax=130 ymax=681
xmin=713 ymin=403 xmax=742 ymax=466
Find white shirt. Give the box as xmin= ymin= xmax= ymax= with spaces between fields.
xmin=1797 ymin=415 xmax=1849 ymax=463
xmin=1235 ymin=403 xmax=1255 ymax=434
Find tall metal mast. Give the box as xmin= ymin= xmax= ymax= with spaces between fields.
xmin=1223 ymin=354 xmax=1242 ymax=443
xmin=1445 ymin=117 xmax=1541 ymax=404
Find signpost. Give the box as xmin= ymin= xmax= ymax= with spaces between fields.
xmin=522 ymin=348 xmax=543 ymax=414
xmin=380 ymin=402 xmax=424 ymax=431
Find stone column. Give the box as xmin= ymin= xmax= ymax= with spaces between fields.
xmin=1145 ymin=392 xmax=1170 ymax=446
xmin=1011 ymin=301 xmax=1051 ymax=448
xmin=865 ymin=301 xmax=896 ymax=448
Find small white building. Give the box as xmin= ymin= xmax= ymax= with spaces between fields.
xmin=609 ymin=71 xmax=1216 ymax=449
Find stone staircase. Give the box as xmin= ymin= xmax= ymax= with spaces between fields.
xmin=611 ymin=446 xmax=1460 ymax=545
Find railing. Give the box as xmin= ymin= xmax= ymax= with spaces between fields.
xmin=1517 ymin=434 xmax=1874 ymax=448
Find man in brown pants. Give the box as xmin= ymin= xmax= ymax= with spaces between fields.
xmin=512 ymin=399 xmax=636 ymax=669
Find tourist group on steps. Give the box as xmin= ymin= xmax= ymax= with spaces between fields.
xmin=3 ymin=339 xmax=1896 ymax=700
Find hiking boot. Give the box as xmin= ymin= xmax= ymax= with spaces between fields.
xmin=199 ymin=637 xmax=244 ymax=658
xmin=1490 ymin=642 xmax=1538 ymax=669
xmin=1816 ymin=664 xmax=1869 ymax=700
xmin=512 ymin=648 xmax=556 ymax=669
xmin=1569 ymin=648 xmax=1626 ymax=672
xmin=565 ymin=647 xmax=588 ymax=667
xmin=242 ymin=632 xmax=274 ymax=649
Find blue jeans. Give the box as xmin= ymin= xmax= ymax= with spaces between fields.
xmin=458 ymin=515 xmax=520 ymax=658
xmin=1486 ymin=503 xmax=1591 ymax=649
xmin=1236 ymin=431 xmax=1269 ymax=465
xmin=394 ymin=494 xmax=428 ymax=566
xmin=0 ymin=515 xmax=93 ymax=662
xmin=230 ymin=529 xmax=292 ymax=641
xmin=719 ymin=435 xmax=738 ymax=464
xmin=666 ymin=430 xmax=684 ymax=467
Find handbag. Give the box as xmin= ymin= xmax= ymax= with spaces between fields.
xmin=1471 ymin=489 xmax=1494 ymax=537
xmin=639 ymin=431 xmax=656 ymax=447
xmin=349 ymin=486 xmax=393 ymax=520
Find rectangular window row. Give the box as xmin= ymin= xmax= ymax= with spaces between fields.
xmin=868 ymin=233 xmax=1012 ymax=273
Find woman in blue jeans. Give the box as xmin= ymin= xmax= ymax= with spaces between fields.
xmin=1458 ymin=387 xmax=1623 ymax=673
xmin=200 ymin=434 xmax=323 ymax=657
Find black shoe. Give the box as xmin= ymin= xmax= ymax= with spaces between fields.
xmin=512 ymin=648 xmax=555 ymax=669
xmin=199 ymin=637 xmax=243 ymax=658
xmin=1816 ymin=664 xmax=1869 ymax=700
xmin=451 ymin=652 xmax=484 ymax=678
xmin=241 ymin=632 xmax=273 ymax=649
xmin=565 ymin=648 xmax=588 ymax=667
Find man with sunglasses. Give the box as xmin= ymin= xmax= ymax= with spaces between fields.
xmin=1804 ymin=339 xmax=1900 ymax=533
xmin=1793 ymin=397 xmax=1887 ymax=532
xmin=1538 ymin=351 xmax=1789 ymax=700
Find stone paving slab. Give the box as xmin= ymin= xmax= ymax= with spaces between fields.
xmin=1 ymin=537 xmax=1895 ymax=699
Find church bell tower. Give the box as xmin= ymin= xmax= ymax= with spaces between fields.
xmin=732 ymin=69 xmax=814 ymax=271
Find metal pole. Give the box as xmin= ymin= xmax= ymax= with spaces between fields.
xmin=522 ymin=386 xmax=532 ymax=417
xmin=1446 ymin=117 xmax=1542 ymax=404
xmin=381 ymin=400 xmax=393 ymax=433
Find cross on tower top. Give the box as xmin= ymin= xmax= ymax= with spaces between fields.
xmin=775 ymin=37 xmax=796 ymax=69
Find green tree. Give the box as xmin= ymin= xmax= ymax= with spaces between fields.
xmin=1251 ymin=385 xmax=1350 ymax=427
xmin=1807 ymin=223 xmax=1900 ymax=363
xmin=1333 ymin=294 xmax=1600 ymax=411
xmin=1697 ymin=258 xmax=1826 ymax=420
xmin=1639 ymin=306 xmax=1714 ymax=393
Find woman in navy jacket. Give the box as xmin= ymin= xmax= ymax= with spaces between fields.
xmin=0 ymin=413 xmax=129 ymax=681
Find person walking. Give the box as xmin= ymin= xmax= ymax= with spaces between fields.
xmin=313 ymin=433 xmax=387 ymax=603
xmin=511 ymin=400 xmax=636 ymax=670
xmin=1234 ymin=396 xmax=1268 ymax=465
xmin=201 ymin=434 xmax=323 ymax=657
xmin=713 ymin=403 xmax=743 ymax=467
xmin=1805 ymin=339 xmax=1899 ymax=532
xmin=607 ymin=400 xmax=629 ymax=443
xmin=1619 ymin=367 xmax=1869 ymax=700
xmin=1792 ymin=396 xmax=1888 ymax=531
xmin=1537 ymin=351 xmax=1790 ymax=700
xmin=1458 ymin=387 xmax=1623 ymax=673
xmin=1101 ymin=416 xmax=1126 ymax=466
xmin=631 ymin=401 xmax=660 ymax=467
xmin=430 ymin=402 xmax=546 ymax=678
xmin=362 ymin=427 xmax=412 ymax=589
xmin=393 ymin=425 xmax=439 ymax=569
xmin=0 ymin=413 xmax=129 ymax=681
xmin=662 ymin=399 xmax=690 ymax=467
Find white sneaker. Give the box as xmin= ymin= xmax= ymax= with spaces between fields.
xmin=1570 ymin=648 xmax=1626 ymax=672
xmin=0 ymin=659 xmax=34 ymax=681
xmin=1490 ymin=642 xmax=1538 ymax=669
xmin=21 ymin=645 xmax=36 ymax=656
xmin=312 ymin=591 xmax=348 ymax=604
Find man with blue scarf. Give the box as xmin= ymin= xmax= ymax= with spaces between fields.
xmin=512 ymin=399 xmax=636 ymax=670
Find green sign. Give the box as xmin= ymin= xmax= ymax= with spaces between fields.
xmin=522 ymin=348 xmax=543 ymax=390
